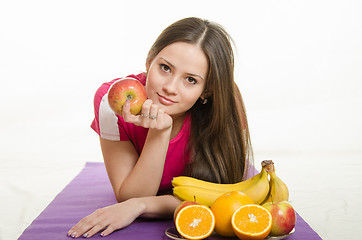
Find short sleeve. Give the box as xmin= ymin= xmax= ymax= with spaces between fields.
xmin=90 ymin=79 xmax=122 ymax=141
xmin=90 ymin=73 xmax=147 ymax=141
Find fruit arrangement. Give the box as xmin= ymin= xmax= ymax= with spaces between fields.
xmin=172 ymin=160 xmax=296 ymax=239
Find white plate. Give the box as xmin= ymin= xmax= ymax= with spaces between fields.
xmin=266 ymin=228 xmax=295 ymax=239
xmin=165 ymin=227 xmax=186 ymax=240
xmin=165 ymin=227 xmax=295 ymax=240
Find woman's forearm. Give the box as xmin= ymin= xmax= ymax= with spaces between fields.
xmin=117 ymin=128 xmax=172 ymax=201
xmin=138 ymin=194 xmax=181 ymax=218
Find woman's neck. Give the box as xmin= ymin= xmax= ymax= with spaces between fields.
xmin=170 ymin=114 xmax=186 ymax=140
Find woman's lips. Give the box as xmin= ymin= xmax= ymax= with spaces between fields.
xmin=157 ymin=93 xmax=176 ymax=106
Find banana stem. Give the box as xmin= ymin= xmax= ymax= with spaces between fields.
xmin=262 ymin=160 xmax=275 ymax=173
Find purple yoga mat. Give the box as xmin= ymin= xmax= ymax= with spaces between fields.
xmin=18 ymin=162 xmax=322 ymax=240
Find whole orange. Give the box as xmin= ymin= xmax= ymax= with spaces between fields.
xmin=210 ymin=191 xmax=254 ymax=237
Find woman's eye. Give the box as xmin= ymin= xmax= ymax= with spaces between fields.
xmin=160 ymin=64 xmax=170 ymax=72
xmin=186 ymin=77 xmax=197 ymax=84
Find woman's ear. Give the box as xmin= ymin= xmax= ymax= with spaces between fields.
xmin=199 ymin=90 xmax=211 ymax=104
xmin=201 ymin=90 xmax=211 ymax=99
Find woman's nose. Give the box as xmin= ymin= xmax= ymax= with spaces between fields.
xmin=162 ymin=76 xmax=178 ymax=95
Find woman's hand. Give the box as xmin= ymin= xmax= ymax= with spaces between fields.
xmin=122 ymin=99 xmax=173 ymax=130
xmin=67 ymin=199 xmax=145 ymax=238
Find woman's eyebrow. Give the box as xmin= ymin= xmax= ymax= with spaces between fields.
xmin=160 ymin=57 xmax=205 ymax=81
xmin=160 ymin=58 xmax=175 ymax=69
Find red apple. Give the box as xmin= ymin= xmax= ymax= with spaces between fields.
xmin=262 ymin=201 xmax=296 ymax=236
xmin=173 ymin=201 xmax=200 ymax=222
xmin=108 ymin=78 xmax=147 ymax=116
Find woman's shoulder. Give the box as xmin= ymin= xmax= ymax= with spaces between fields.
xmin=125 ymin=72 xmax=147 ymax=85
xmin=94 ymin=72 xmax=147 ymax=100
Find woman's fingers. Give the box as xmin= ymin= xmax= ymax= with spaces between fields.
xmin=67 ymin=200 xmax=146 ymax=238
xmin=100 ymin=224 xmax=117 ymax=237
xmin=121 ymin=99 xmax=172 ymax=130
xmin=67 ymin=217 xmax=89 ymax=237
xmin=82 ymin=222 xmax=108 ymax=238
xmin=123 ymin=99 xmax=152 ymax=124
xmin=147 ymin=103 xmax=159 ymax=128
xmin=140 ymin=99 xmax=153 ymax=117
xmin=122 ymin=100 xmax=138 ymax=123
xmin=67 ymin=209 xmax=108 ymax=238
xmin=148 ymin=103 xmax=159 ymax=120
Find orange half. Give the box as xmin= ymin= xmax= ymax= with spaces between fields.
xmin=231 ymin=204 xmax=272 ymax=240
xmin=175 ymin=204 xmax=215 ymax=240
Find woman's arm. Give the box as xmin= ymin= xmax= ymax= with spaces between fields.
xmin=101 ymin=128 xmax=171 ymax=202
xmin=102 ymin=99 xmax=173 ymax=202
xmin=67 ymin=195 xmax=181 ymax=238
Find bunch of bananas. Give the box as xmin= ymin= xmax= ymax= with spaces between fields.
xmin=172 ymin=160 xmax=289 ymax=206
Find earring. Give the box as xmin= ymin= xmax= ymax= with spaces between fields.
xmin=201 ymin=98 xmax=208 ymax=104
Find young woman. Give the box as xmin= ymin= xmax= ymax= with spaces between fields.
xmin=68 ymin=17 xmax=253 ymax=238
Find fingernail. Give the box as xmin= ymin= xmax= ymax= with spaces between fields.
xmin=71 ymin=233 xmax=76 ymax=238
xmin=83 ymin=233 xmax=88 ymax=238
xmin=100 ymin=232 xmax=105 ymax=237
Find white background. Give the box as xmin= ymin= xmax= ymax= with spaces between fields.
xmin=1 ymin=0 xmax=361 ymax=239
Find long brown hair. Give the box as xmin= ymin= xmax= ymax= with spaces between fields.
xmin=147 ymin=17 xmax=253 ymax=183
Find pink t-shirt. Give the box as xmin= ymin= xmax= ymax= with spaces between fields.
xmin=90 ymin=73 xmax=191 ymax=191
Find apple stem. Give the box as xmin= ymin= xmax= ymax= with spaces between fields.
xmin=193 ymin=196 xmax=196 ymax=202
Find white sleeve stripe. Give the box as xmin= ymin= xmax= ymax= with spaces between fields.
xmin=99 ymin=92 xmax=120 ymax=141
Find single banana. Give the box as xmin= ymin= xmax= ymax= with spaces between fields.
xmin=173 ymin=161 xmax=272 ymax=206
xmin=172 ymin=160 xmax=274 ymax=192
xmin=262 ymin=160 xmax=289 ymax=204
xmin=173 ymin=185 xmax=226 ymax=207
xmin=172 ymin=170 xmax=263 ymax=192
xmin=241 ymin=166 xmax=270 ymax=204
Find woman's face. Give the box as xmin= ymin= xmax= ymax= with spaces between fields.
xmin=145 ymin=42 xmax=209 ymax=120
